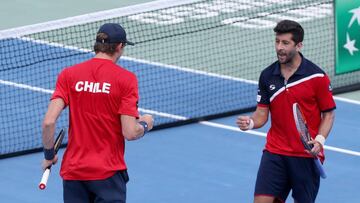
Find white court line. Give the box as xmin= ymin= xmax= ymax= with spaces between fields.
xmin=1 ymin=79 xmax=359 ymax=157
xmin=0 ymin=79 xmax=54 ymax=94
xmin=333 ymin=96 xmax=360 ymax=105
xmin=200 ymin=121 xmax=360 ymax=157
xmin=139 ymin=108 xmax=187 ymax=121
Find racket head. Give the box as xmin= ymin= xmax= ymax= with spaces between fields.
xmin=292 ymin=103 xmax=314 ymax=151
xmin=292 ymin=103 xmax=327 ymax=179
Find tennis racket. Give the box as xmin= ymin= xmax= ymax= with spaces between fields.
xmin=39 ymin=128 xmax=65 ymax=190
xmin=292 ymin=103 xmax=327 ymax=179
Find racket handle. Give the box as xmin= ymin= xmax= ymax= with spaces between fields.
xmin=314 ymin=159 xmax=327 ymax=179
xmin=39 ymin=168 xmax=51 ymax=190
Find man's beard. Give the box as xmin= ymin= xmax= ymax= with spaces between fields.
xmin=277 ymin=50 xmax=296 ymax=64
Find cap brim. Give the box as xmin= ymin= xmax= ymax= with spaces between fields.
xmin=126 ymin=40 xmax=135 ymax=46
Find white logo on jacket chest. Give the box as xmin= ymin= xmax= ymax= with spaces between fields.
xmin=75 ymin=81 xmax=111 ymax=94
xmin=269 ymin=84 xmax=276 ymax=91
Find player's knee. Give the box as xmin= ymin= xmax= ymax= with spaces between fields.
xmin=254 ymin=195 xmax=276 ymax=203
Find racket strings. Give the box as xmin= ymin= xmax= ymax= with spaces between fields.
xmin=295 ymin=107 xmax=314 ymax=150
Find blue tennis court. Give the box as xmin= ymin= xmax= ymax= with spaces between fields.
xmin=1 ymin=0 xmax=360 ymax=202
xmin=0 ymin=98 xmax=359 ymax=202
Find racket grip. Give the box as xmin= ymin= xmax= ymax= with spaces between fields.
xmin=39 ymin=168 xmax=51 ymax=190
xmin=314 ymin=159 xmax=327 ymax=179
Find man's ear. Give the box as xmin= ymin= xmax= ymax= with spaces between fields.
xmin=296 ymin=42 xmax=303 ymax=52
xmin=116 ymin=43 xmax=124 ymax=51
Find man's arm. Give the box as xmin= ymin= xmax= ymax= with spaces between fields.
xmin=318 ymin=110 xmax=335 ymax=139
xmin=42 ymin=99 xmax=65 ymax=149
xmin=121 ymin=114 xmax=154 ymax=141
xmin=236 ymin=106 xmax=269 ymax=131
xmin=41 ymin=98 xmax=65 ymax=169
xmin=309 ymin=110 xmax=335 ymax=155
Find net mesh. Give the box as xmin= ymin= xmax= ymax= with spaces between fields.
xmin=1 ymin=0 xmax=359 ymax=157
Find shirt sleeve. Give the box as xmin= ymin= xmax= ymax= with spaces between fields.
xmin=257 ymin=72 xmax=270 ymax=107
xmin=51 ymin=69 xmax=69 ymax=105
xmin=117 ymin=74 xmax=140 ymax=118
xmin=315 ymin=74 xmax=336 ymax=112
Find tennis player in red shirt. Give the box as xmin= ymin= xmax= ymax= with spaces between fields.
xmin=41 ymin=23 xmax=153 ymax=203
xmin=237 ymin=20 xmax=335 ymax=203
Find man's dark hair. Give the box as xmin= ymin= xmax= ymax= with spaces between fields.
xmin=94 ymin=33 xmax=121 ymax=55
xmin=273 ymin=20 xmax=304 ymax=44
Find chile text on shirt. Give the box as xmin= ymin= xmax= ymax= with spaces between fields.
xmin=75 ymin=81 xmax=111 ymax=94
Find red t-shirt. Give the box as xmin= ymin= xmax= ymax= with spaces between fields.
xmin=51 ymin=58 xmax=139 ymax=180
xmin=257 ymin=55 xmax=336 ymax=161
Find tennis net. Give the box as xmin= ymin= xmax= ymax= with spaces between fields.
xmin=0 ymin=0 xmax=359 ymax=158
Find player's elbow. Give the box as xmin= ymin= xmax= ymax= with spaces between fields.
xmin=121 ymin=116 xmax=143 ymax=141
xmin=122 ymin=128 xmax=140 ymax=141
xmin=42 ymin=118 xmax=55 ymax=130
xmin=123 ymin=133 xmax=136 ymax=141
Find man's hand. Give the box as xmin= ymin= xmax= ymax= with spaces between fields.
xmin=236 ymin=116 xmax=253 ymax=131
xmin=42 ymin=155 xmax=58 ymax=171
xmin=306 ymin=139 xmax=323 ymax=156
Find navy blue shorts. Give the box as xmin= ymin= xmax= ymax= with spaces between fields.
xmin=254 ymin=150 xmax=320 ymax=203
xmin=63 ymin=170 xmax=129 ymax=203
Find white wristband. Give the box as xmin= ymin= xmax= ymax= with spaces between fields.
xmin=248 ymin=119 xmax=254 ymax=130
xmin=315 ymin=134 xmax=326 ymax=146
